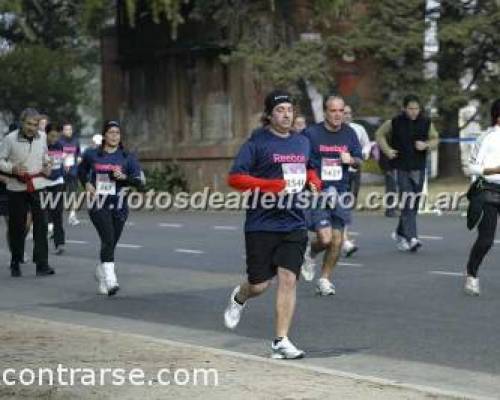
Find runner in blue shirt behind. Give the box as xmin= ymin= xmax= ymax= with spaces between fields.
xmin=223 ymin=90 xmax=321 ymax=360
xmin=59 ymin=122 xmax=81 ymax=226
xmin=301 ymin=95 xmax=362 ymax=295
xmin=79 ymin=120 xmax=144 ymax=296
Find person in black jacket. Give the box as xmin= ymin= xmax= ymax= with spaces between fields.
xmin=375 ymin=95 xmax=439 ymax=252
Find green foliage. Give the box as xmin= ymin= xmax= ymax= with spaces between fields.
xmin=226 ymin=39 xmax=333 ymax=95
xmin=340 ymin=0 xmax=500 ymax=128
xmin=0 ymin=0 xmax=109 ymax=127
xmin=143 ymin=164 xmax=189 ymax=193
xmin=0 ymin=45 xmax=86 ymax=125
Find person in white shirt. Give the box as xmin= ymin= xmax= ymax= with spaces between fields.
xmin=464 ymin=98 xmax=500 ymax=296
xmin=342 ymin=105 xmax=372 ymax=256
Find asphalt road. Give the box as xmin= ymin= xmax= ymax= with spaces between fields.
xmin=1 ymin=210 xmax=500 ymax=399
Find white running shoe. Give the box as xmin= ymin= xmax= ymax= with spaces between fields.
xmin=464 ymin=276 xmax=480 ymax=296
xmin=68 ymin=211 xmax=80 ymax=226
xmin=316 ymin=278 xmax=336 ymax=296
xmin=102 ymin=262 xmax=120 ymax=296
xmin=224 ymin=285 xmax=245 ymax=329
xmin=392 ymin=232 xmax=411 ymax=251
xmin=342 ymin=239 xmax=358 ymax=258
xmin=271 ymin=337 xmax=305 ymax=359
xmin=48 ymin=223 xmax=54 ymax=238
xmin=397 ymin=239 xmax=411 ymax=252
xmin=409 ymin=237 xmax=423 ymax=252
xmin=95 ymin=263 xmax=108 ymax=295
xmin=301 ymin=244 xmax=316 ymax=281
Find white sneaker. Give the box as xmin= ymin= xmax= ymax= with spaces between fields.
xmin=68 ymin=212 xmax=80 ymax=226
xmin=48 ymin=223 xmax=54 ymax=238
xmin=102 ymin=262 xmax=120 ymax=296
xmin=301 ymin=244 xmax=316 ymax=281
xmin=464 ymin=276 xmax=480 ymax=296
xmin=342 ymin=239 xmax=358 ymax=258
xmin=392 ymin=232 xmax=410 ymax=251
xmin=397 ymin=239 xmax=411 ymax=252
xmin=224 ymin=285 xmax=245 ymax=329
xmin=316 ymin=278 xmax=336 ymax=296
xmin=271 ymin=337 xmax=305 ymax=359
xmin=95 ymin=263 xmax=108 ymax=295
xmin=409 ymin=237 xmax=422 ymax=252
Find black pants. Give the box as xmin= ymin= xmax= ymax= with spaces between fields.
xmin=46 ymin=184 xmax=65 ymax=247
xmin=89 ymin=208 xmax=126 ymax=262
xmin=466 ymin=203 xmax=500 ymax=278
xmin=8 ymin=190 xmax=48 ymax=266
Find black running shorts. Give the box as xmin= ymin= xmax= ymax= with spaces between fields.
xmin=244 ymin=230 xmax=308 ymax=285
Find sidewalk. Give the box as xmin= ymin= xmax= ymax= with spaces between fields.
xmin=0 ymin=313 xmax=473 ymax=400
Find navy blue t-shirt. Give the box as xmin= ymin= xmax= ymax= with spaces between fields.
xmin=230 ymin=127 xmax=311 ymax=233
xmin=47 ymin=142 xmax=65 ymax=182
xmin=78 ymin=147 xmax=142 ymax=216
xmin=303 ymin=123 xmax=362 ymax=193
xmin=58 ymin=135 xmax=81 ymax=178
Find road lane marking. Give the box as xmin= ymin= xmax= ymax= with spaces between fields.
xmin=429 ymin=271 xmax=463 ymax=277
xmin=66 ymin=240 xmax=88 ymax=244
xmin=420 ymin=235 xmax=443 ymax=240
xmin=117 ymin=243 xmax=143 ymax=249
xmin=175 ymin=248 xmax=204 ymax=254
xmin=338 ymin=262 xmax=363 ymax=267
xmin=213 ymin=225 xmax=238 ymax=231
xmin=159 ymin=223 xmax=184 ymax=228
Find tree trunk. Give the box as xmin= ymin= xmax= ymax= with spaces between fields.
xmin=438 ymin=108 xmax=463 ymax=177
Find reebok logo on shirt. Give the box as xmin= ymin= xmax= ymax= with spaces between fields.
xmin=319 ymin=144 xmax=348 ymax=153
xmin=272 ymin=154 xmax=306 ymax=163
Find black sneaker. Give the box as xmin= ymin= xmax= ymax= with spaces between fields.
xmin=36 ymin=265 xmax=55 ymax=276
xmin=10 ymin=263 xmax=22 ymax=277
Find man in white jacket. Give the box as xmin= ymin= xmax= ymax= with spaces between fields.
xmin=0 ymin=108 xmax=54 ymax=277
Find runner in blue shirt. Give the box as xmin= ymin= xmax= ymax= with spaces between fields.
xmin=45 ymin=124 xmax=66 ymax=254
xmin=223 ymin=90 xmax=321 ymax=360
xmin=301 ymin=95 xmax=362 ymax=295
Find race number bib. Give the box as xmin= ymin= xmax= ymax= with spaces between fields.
xmin=48 ymin=151 xmax=63 ymax=170
xmin=282 ymin=163 xmax=306 ymax=194
xmin=96 ymin=174 xmax=116 ymax=195
xmin=63 ymin=154 xmax=75 ymax=167
xmin=321 ymin=158 xmax=342 ymax=181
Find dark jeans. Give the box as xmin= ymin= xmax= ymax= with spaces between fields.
xmin=89 ymin=208 xmax=126 ymax=262
xmin=396 ymin=169 xmax=425 ymax=240
xmin=46 ymin=184 xmax=65 ymax=247
xmin=8 ymin=190 xmax=48 ymax=266
xmin=384 ymin=169 xmax=398 ymax=213
xmin=466 ymin=203 xmax=500 ymax=277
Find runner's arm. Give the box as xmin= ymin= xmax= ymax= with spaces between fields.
xmin=0 ymin=137 xmax=13 ymax=174
xmin=306 ymin=169 xmax=322 ymax=190
xmin=77 ymin=150 xmax=92 ymax=187
xmin=227 ymin=140 xmax=285 ymax=193
xmin=375 ymin=120 xmax=395 ymax=158
xmin=124 ymin=154 xmax=145 ymax=190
